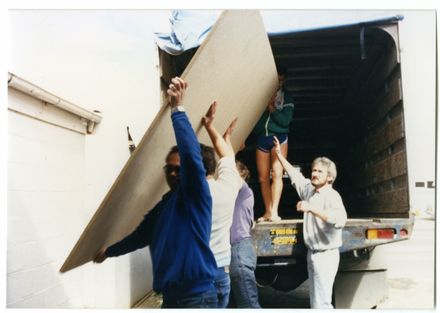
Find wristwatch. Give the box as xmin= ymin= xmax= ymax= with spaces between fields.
xmin=171 ymin=105 xmax=185 ymax=114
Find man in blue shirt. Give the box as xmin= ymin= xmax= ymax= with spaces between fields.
xmin=93 ymin=77 xmax=219 ymax=308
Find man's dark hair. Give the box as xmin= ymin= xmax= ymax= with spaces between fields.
xmin=165 ymin=144 xmax=216 ymax=176
xmin=165 ymin=145 xmax=179 ymax=162
xmin=276 ymin=64 xmax=287 ymax=76
xmin=200 ymin=144 xmax=216 ymax=176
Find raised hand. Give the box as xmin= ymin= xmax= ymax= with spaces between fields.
xmin=167 ymin=77 xmax=188 ymax=107
xmin=224 ymin=117 xmax=238 ymax=138
xmin=202 ymin=101 xmax=217 ymax=128
xmin=202 ymin=101 xmax=235 ymax=158
xmin=223 ymin=117 xmax=238 ymax=153
xmin=273 ymin=136 xmax=282 ymax=155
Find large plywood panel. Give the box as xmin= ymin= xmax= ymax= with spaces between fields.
xmin=60 ymin=10 xmax=278 ymax=273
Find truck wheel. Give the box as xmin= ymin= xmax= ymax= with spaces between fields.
xmin=271 ymin=263 xmax=308 ymax=291
xmin=255 ymin=267 xmax=278 ymax=287
xmin=255 ymin=260 xmax=308 ymax=291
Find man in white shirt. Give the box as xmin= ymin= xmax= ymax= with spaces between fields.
xmin=202 ymin=101 xmax=242 ymax=308
xmin=273 ymin=137 xmax=347 ymax=309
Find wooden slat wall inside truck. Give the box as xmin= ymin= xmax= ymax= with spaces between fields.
xmin=342 ymin=24 xmax=410 ymax=217
xmin=60 ymin=10 xmax=278 ymax=273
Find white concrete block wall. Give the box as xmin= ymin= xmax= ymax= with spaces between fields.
xmin=9 ymin=10 xmax=165 ymax=308
xmin=7 ymin=108 xmax=86 ymax=308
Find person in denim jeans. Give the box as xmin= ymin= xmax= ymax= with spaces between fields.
xmin=229 ymin=161 xmax=261 ymax=308
xmin=213 ymin=267 xmax=232 ymax=308
xmin=161 ymin=286 xmax=218 ymax=308
xmin=202 ymin=102 xmax=242 ymax=308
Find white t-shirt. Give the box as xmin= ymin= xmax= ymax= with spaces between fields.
xmin=207 ymin=156 xmax=241 ymax=267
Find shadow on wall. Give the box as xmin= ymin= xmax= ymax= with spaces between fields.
xmin=7 ymin=193 xmax=72 ymax=308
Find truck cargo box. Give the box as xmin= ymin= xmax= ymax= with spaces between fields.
xmin=239 ymin=16 xmax=410 ymax=221
xmin=243 ymin=17 xmax=415 ymax=307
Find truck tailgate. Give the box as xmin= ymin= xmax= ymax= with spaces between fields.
xmin=252 ymin=216 xmax=414 ymax=257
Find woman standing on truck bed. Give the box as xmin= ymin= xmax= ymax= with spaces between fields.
xmin=252 ymin=65 xmax=294 ymax=222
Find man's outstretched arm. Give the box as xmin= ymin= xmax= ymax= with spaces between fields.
xmin=273 ymin=136 xmax=295 ymax=173
xmin=168 ymin=77 xmax=207 ymax=188
xmin=93 ymin=211 xmax=155 ymax=263
xmin=168 ymin=77 xmax=212 ymax=230
xmin=223 ymin=117 xmax=238 ymax=153
xmin=202 ymin=101 xmax=236 ymax=159
xmin=273 ymin=136 xmax=310 ymax=199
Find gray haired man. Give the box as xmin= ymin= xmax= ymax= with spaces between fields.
xmin=273 ymin=137 xmax=347 ymax=309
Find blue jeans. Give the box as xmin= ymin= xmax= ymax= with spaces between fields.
xmin=214 ymin=267 xmax=231 ymax=308
xmin=230 ymin=238 xmax=261 ymax=308
xmin=161 ymin=285 xmax=218 ymax=308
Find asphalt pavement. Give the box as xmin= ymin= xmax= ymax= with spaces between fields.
xmin=376 ymin=218 xmax=435 ymax=309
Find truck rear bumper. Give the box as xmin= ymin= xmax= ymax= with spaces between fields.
xmin=252 ymin=216 xmax=414 ymax=257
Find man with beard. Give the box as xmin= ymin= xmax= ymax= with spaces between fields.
xmin=273 ymin=136 xmax=347 ymax=309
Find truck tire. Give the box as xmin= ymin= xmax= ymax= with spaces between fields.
xmin=256 ymin=259 xmax=308 ymax=291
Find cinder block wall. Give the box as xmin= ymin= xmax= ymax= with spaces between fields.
xmin=8 ymin=11 xmax=163 ymax=308
xmin=7 ymin=102 xmax=87 ymax=307
xmin=7 ymin=86 xmax=156 ymax=309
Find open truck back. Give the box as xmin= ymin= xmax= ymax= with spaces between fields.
xmin=237 ymin=16 xmax=414 ymax=308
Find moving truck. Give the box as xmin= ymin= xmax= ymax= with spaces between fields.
xmin=238 ymin=16 xmax=415 ymax=308
xmin=161 ymin=14 xmax=416 ymax=308
xmin=155 ymin=10 xmax=438 ymax=308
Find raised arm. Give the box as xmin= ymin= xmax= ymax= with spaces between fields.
xmin=273 ymin=136 xmax=295 ymax=173
xmin=203 ymin=102 xmax=241 ymax=193
xmin=168 ymin=77 xmax=211 ymax=212
xmin=273 ymin=136 xmax=311 ymax=199
xmin=202 ymin=101 xmax=235 ymax=158
xmin=223 ymin=117 xmax=238 ymax=153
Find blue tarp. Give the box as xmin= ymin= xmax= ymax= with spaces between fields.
xmin=155 ymin=10 xmax=403 ymax=55
xmin=155 ymin=10 xmax=221 ymax=55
